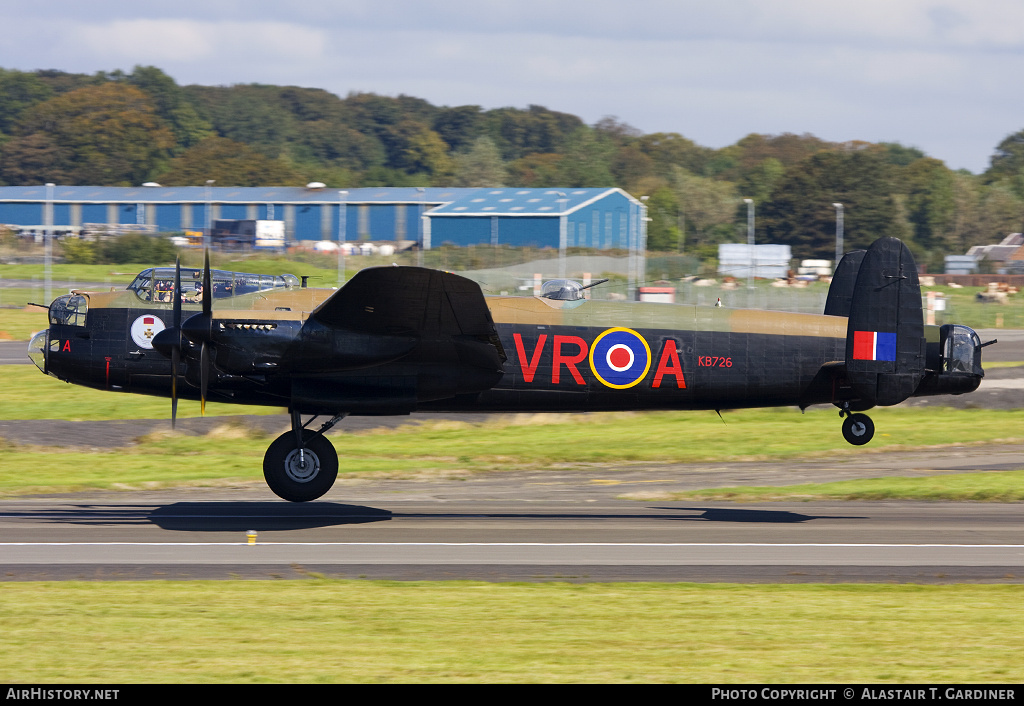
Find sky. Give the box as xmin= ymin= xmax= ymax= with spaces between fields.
xmin=2 ymin=0 xmax=1022 ymax=173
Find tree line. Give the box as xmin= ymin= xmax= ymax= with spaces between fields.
xmin=1 ymin=65 xmax=1022 ymax=265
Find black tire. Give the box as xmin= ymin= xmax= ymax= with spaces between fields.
xmin=842 ymin=413 xmax=875 ymax=446
xmin=263 ymin=430 xmax=339 ymax=502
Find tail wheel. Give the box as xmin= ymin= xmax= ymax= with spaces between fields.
xmin=263 ymin=430 xmax=338 ymax=502
xmin=842 ymin=413 xmax=875 ymax=446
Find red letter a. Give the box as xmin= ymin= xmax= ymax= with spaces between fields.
xmin=653 ymin=339 xmax=686 ymax=388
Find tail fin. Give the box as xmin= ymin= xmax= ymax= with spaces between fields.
xmin=824 ymin=250 xmax=865 ymax=318
xmin=845 ymin=238 xmax=925 ymax=406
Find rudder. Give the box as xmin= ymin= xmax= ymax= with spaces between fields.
xmin=845 ymin=238 xmax=925 ymax=406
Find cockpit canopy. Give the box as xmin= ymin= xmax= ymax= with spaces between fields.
xmin=127 ymin=267 xmax=300 ymax=303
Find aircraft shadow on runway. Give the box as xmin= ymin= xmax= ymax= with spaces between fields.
xmin=149 ymin=502 xmax=392 ymax=530
xmin=660 ymin=507 xmax=868 ymax=523
xmin=15 ymin=503 xmax=865 ymax=531
xmin=148 ymin=504 xmax=867 ymax=531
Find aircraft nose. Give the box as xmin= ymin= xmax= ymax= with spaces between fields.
xmin=27 ymin=329 xmax=48 ymax=374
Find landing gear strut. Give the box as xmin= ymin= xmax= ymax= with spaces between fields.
xmin=263 ymin=412 xmax=344 ymax=502
xmin=838 ymin=404 xmax=875 ymax=446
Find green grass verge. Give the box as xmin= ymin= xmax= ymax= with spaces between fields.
xmin=1 ymin=406 xmax=1023 ymax=496
xmin=925 ymin=285 xmax=1024 ymax=330
xmin=0 ymin=581 xmax=1020 ymax=683
xmin=1 ymin=365 xmax=282 ymax=421
xmin=657 ymin=470 xmax=1024 ymax=503
xmin=0 ymin=306 xmax=47 ymax=340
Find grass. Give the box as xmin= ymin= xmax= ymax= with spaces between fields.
xmin=1 ymin=365 xmax=282 ymax=421
xmin=1 ymin=406 xmax=1024 ymax=496
xmin=0 ymin=306 xmax=47 ymax=340
xmin=0 ymin=581 xmax=1020 ymax=683
xmin=926 ymin=284 xmax=1024 ymax=330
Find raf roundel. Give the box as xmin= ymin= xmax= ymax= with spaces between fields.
xmin=589 ymin=327 xmax=652 ymax=389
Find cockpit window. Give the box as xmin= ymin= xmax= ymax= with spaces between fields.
xmin=49 ymin=294 xmax=88 ymax=326
xmin=127 ymin=268 xmax=299 ymax=303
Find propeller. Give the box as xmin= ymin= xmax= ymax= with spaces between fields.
xmin=171 ymin=256 xmax=182 ymax=427
xmin=153 ymin=256 xmax=185 ymax=428
xmin=153 ymin=250 xmax=215 ymax=424
xmin=180 ymin=249 xmax=214 ymax=415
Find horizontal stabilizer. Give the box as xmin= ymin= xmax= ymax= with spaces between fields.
xmin=845 ymin=238 xmax=925 ymax=406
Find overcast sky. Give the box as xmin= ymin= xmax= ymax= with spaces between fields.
xmin=3 ymin=1 xmax=1022 ymax=173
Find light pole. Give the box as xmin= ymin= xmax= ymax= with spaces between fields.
xmin=743 ymin=198 xmax=754 ymax=290
xmin=640 ymin=195 xmax=650 ymax=291
xmin=555 ymin=191 xmax=567 ymax=278
xmin=204 ymin=180 xmax=215 ymax=250
xmin=44 ymin=182 xmax=54 ymax=305
xmin=832 ymin=202 xmax=844 ymax=272
xmin=416 ymin=187 xmax=426 ymax=267
xmin=338 ymin=190 xmax=348 ymax=286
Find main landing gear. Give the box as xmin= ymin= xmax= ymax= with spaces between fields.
xmin=838 ymin=404 xmax=875 ymax=446
xmin=263 ymin=412 xmax=345 ymax=502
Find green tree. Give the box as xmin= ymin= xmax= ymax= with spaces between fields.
xmin=761 ymin=148 xmax=898 ymax=258
xmin=99 ymin=233 xmax=177 ymax=264
xmin=485 ymin=105 xmax=584 ymax=161
xmin=735 ymin=157 xmax=784 ymax=205
xmin=985 ymin=129 xmax=1024 ymax=199
xmin=3 ymin=83 xmax=174 ymax=185
xmin=452 ymin=136 xmax=507 ymax=187
xmin=0 ymin=69 xmax=52 ymax=136
xmin=185 ymin=84 xmax=294 ymax=157
xmin=879 ymin=142 xmax=927 ymax=166
xmin=976 ymin=183 xmax=1024 ymax=242
xmin=506 ymin=153 xmax=563 ymax=187
xmin=636 ymin=132 xmax=713 ymax=178
xmin=127 ymin=66 xmax=213 ymax=153
xmin=433 ymin=105 xmax=484 ymax=152
xmin=672 ymin=167 xmax=740 ymax=252
xmin=900 ymin=157 xmax=955 ymax=252
xmin=0 ymin=133 xmax=70 ymax=185
xmin=558 ymin=128 xmax=614 ymax=187
xmin=712 ymin=133 xmax=833 ymax=182
xmin=642 ymin=186 xmax=680 ymax=251
xmin=156 ymin=137 xmax=305 ymax=186
xmin=381 ymin=120 xmax=453 ymax=180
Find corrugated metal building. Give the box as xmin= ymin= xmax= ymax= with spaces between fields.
xmin=0 ymin=185 xmax=646 ymax=251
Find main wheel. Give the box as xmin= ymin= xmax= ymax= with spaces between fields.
xmin=263 ymin=430 xmax=339 ymax=502
xmin=842 ymin=413 xmax=875 ymax=446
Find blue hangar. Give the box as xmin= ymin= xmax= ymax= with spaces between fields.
xmin=0 ymin=185 xmax=647 ymax=250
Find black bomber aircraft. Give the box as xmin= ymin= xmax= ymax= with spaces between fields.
xmin=28 ymin=236 xmax=989 ymax=502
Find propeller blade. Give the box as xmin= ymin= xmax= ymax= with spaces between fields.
xmin=200 ymin=341 xmax=209 ymax=416
xmin=171 ymin=346 xmax=179 ymax=429
xmin=173 ymin=256 xmax=182 ymax=330
xmin=170 ymin=255 xmax=182 ymax=430
xmin=202 ymin=249 xmax=212 ymax=316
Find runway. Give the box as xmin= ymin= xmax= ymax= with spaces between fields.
xmin=1 ymin=479 xmax=1022 ymax=582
